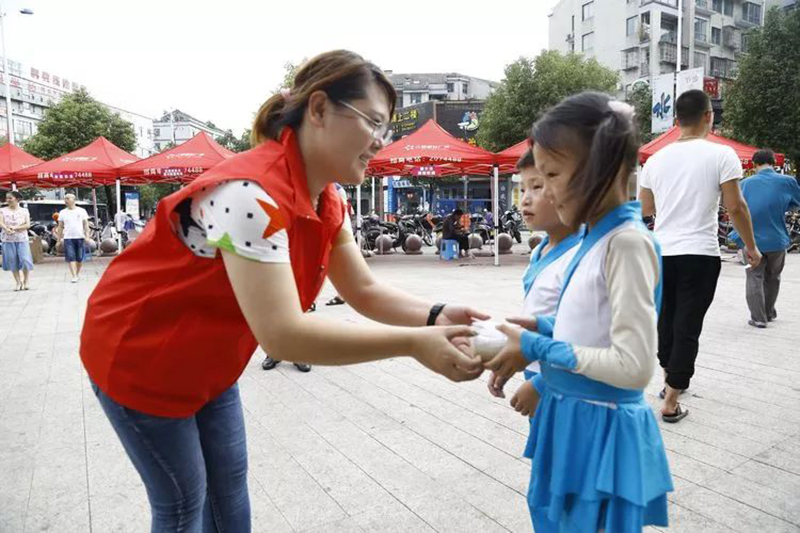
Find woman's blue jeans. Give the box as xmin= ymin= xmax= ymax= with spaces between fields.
xmin=91 ymin=382 xmax=251 ymax=532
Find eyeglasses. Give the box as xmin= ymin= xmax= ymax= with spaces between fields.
xmin=335 ymin=100 xmax=393 ymax=145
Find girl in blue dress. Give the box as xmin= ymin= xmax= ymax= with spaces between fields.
xmin=487 ymin=92 xmax=673 ymax=532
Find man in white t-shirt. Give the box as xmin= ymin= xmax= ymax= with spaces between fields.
xmin=639 ymin=89 xmax=761 ymax=423
xmin=57 ymin=193 xmax=91 ymax=283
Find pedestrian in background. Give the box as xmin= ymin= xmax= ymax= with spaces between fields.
xmin=1 ymin=191 xmax=34 ymax=291
xmin=731 ymin=149 xmax=800 ymax=327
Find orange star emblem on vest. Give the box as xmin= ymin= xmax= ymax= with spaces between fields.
xmin=256 ymin=198 xmax=286 ymax=239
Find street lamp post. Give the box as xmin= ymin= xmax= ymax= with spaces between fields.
xmin=0 ymin=3 xmax=33 ymax=147
xmin=676 ymin=0 xmax=684 ymax=74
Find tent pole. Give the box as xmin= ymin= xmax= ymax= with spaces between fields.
xmin=115 ymin=178 xmax=122 ymax=254
xmin=371 ymin=176 xmax=375 ymax=214
xmin=91 ymin=187 xmax=99 ymax=227
xmin=493 ymin=165 xmax=499 ymax=267
xmin=10 ymin=181 xmax=16 ymax=191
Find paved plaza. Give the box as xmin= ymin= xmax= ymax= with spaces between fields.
xmin=1 ymin=244 xmax=799 ymax=532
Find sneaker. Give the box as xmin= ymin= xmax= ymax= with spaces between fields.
xmin=748 ymin=319 xmax=767 ymax=329
xmin=294 ymin=363 xmax=312 ymax=373
xmin=70 ymin=278 xmax=78 ymax=284
xmin=768 ymin=310 xmax=777 ymax=322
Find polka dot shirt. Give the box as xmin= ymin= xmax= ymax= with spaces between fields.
xmin=175 ymin=179 xmax=290 ymax=263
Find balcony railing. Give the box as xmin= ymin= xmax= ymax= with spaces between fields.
xmin=641 ymin=0 xmax=678 ymax=7
xmin=640 ymin=62 xmax=651 ymax=76
xmin=659 ymin=42 xmax=690 ymax=66
xmin=723 ymin=26 xmax=741 ymax=48
xmin=735 ymin=14 xmax=760 ymax=27
xmin=695 ymin=0 xmax=713 ymax=14
xmin=621 ymin=51 xmax=640 ymax=70
xmin=660 ymin=31 xmax=678 ymax=44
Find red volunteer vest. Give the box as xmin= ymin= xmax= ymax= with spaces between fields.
xmin=80 ymin=128 xmax=344 ymax=417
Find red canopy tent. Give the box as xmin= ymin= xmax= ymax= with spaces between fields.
xmin=495 ymin=139 xmax=529 ymax=174
xmin=367 ymin=119 xmax=496 ymax=177
xmin=367 ymin=120 xmax=504 ymax=264
xmin=0 ymin=143 xmax=45 ymax=187
xmin=119 ymin=132 xmax=235 ymax=184
xmin=639 ymin=126 xmax=785 ymax=169
xmin=13 ymin=137 xmax=139 ymax=188
xmin=13 ymin=137 xmax=140 ymax=252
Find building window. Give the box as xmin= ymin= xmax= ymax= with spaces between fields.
xmin=694 ymin=17 xmax=708 ymax=42
xmin=410 ymin=93 xmax=422 ymax=104
xmin=582 ymin=1 xmax=593 ymax=21
xmin=712 ymin=0 xmax=722 ymax=12
xmin=742 ymin=2 xmax=761 ymax=24
xmin=626 ymin=16 xmax=637 ymax=36
xmin=154 ymin=127 xmax=161 ymax=137
xmin=711 ymin=26 xmax=721 ymax=44
xmin=446 ymin=82 xmax=454 ymax=93
xmin=582 ymin=32 xmax=595 ymax=52
xmin=694 ymin=51 xmax=707 ymax=72
xmin=710 ymin=56 xmax=737 ymax=78
xmin=640 ymin=12 xmax=651 ymax=41
xmin=741 ymin=32 xmax=751 ymax=52
xmin=723 ymin=0 xmax=733 ymax=16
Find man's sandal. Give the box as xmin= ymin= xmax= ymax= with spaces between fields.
xmin=662 ymin=404 xmax=689 ymax=423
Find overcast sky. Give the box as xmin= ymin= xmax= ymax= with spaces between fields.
xmin=10 ymin=0 xmax=560 ymax=132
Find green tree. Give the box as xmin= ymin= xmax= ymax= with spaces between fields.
xmin=138 ymin=183 xmax=178 ymax=217
xmin=476 ymin=51 xmax=619 ymax=152
xmin=23 ymin=88 xmax=137 ymax=214
xmin=277 ymin=58 xmax=306 ymax=91
xmin=626 ymin=82 xmax=655 ymax=143
xmin=215 ymin=129 xmax=252 ymax=153
xmin=723 ymin=7 xmax=800 ymax=164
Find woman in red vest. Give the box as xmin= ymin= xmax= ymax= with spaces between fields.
xmin=80 ymin=50 xmax=486 ymax=532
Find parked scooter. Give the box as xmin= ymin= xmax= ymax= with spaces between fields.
xmin=469 ymin=212 xmax=492 ymax=244
xmin=399 ymin=211 xmax=434 ymax=246
xmin=501 ymin=206 xmax=523 ymax=243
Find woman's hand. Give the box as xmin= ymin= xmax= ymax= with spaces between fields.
xmin=412 ymin=325 xmax=483 ymax=382
xmin=510 ymin=380 xmax=540 ymax=417
xmin=436 ymin=305 xmax=490 ymax=326
xmin=484 ymin=324 xmax=528 ymax=380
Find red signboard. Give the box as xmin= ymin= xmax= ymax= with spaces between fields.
xmin=704 ymin=77 xmax=720 ymax=99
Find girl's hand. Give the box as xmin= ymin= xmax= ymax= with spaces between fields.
xmin=505 ymin=316 xmax=538 ymax=331
xmin=436 ymin=305 xmax=490 ymax=326
xmin=484 ymin=324 xmax=527 ymax=380
xmin=487 ymin=371 xmax=510 ymax=398
xmin=412 ymin=326 xmax=483 ymax=382
xmin=510 ymin=381 xmax=540 ymax=417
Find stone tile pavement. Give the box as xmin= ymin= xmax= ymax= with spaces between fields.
xmin=0 ymin=244 xmax=798 ymax=532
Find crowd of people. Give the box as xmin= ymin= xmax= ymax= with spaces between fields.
xmin=2 ymin=49 xmax=796 ymax=532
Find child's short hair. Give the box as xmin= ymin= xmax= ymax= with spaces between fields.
xmin=516 ymin=149 xmax=536 ymax=171
xmin=531 ymin=91 xmax=639 ymax=223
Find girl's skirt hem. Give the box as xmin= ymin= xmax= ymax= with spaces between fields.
xmin=527 ymin=389 xmax=673 ymax=532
